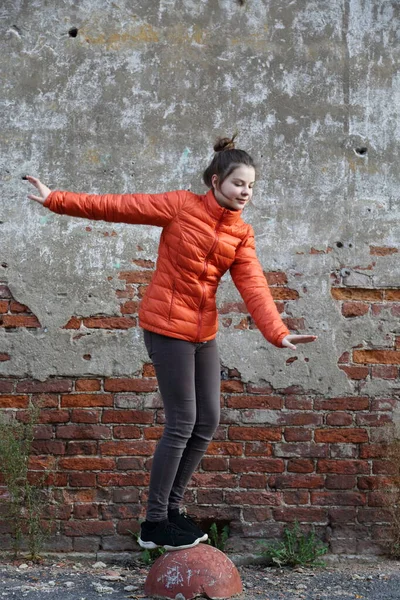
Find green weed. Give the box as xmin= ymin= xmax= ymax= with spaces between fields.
xmin=259 ymin=521 xmax=328 ymax=568
xmin=207 ymin=522 xmax=230 ymax=552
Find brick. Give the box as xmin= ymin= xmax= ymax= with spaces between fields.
xmin=239 ymin=474 xmax=267 ymax=488
xmin=370 ymin=246 xmax=398 ymax=256
xmin=372 ymin=460 xmax=397 ymax=475
xmin=191 ymin=473 xmax=237 ymax=488
xmin=325 ymin=475 xmax=356 ymax=489
xmin=66 ymin=441 xmax=98 ymax=455
xmin=116 ymin=457 xmax=145 ymax=470
xmin=102 ymin=409 xmax=153 ymax=423
xmin=274 ymin=443 xmax=328 ymax=458
xmin=338 ymin=365 xmax=369 ymax=379
xmin=9 ymin=301 xmax=29 ymax=313
xmin=0 ymin=395 xmax=29 ymax=408
xmin=74 ymin=504 xmax=99 ymax=519
xmin=73 ymin=537 xmax=101 ymax=552
xmin=59 ymin=457 xmax=115 ymax=470
xmin=311 ymin=491 xmax=366 ymax=506
xmin=104 ymin=378 xmax=158 ymax=392
xmin=264 ymin=272 xmax=288 ymax=285
xmin=17 ymin=379 xmax=73 ymax=393
xmin=32 ymin=394 xmax=59 ymax=408
xmin=284 ymin=397 xmax=313 ymax=410
xmin=341 ymin=302 xmax=369 ymax=317
xmin=31 ymin=440 xmax=66 ymax=455
xmin=283 ymin=491 xmax=309 ymax=505
xmin=360 ymin=444 xmax=388 ymax=459
xmin=314 ymin=429 xmax=368 ymax=443
xmin=228 ymin=426 xmax=282 ymax=441
xmin=132 ymin=259 xmax=155 ymax=268
xmin=143 ymin=426 xmax=163 ymax=440
xmin=200 ymin=457 xmax=228 ymax=471
xmin=284 ymin=428 xmax=312 ymax=441
xmin=328 ymin=508 xmax=357 ymax=523
xmin=100 ymin=440 xmax=156 ymax=455
xmin=386 ymin=290 xmax=400 ymax=301
xmin=244 ymin=442 xmax=273 ymax=456
xmin=355 ymin=414 xmax=392 ymax=427
xmin=370 ymin=398 xmax=396 ymax=411
xmin=281 ymin=413 xmax=322 ymax=426
xmin=314 ymin=397 xmax=369 ymax=411
xmin=368 ymin=491 xmax=387 ymax=506
xmin=317 ymin=460 xmax=369 ymax=474
xmin=338 ymin=352 xmax=350 ymax=364
xmin=242 ymin=507 xmax=272 ymax=522
xmin=219 ymin=301 xmax=247 ymax=314
xmin=229 ymin=458 xmax=284 ymax=473
xmin=142 ymin=363 xmax=156 ymax=377
xmin=226 ymin=395 xmax=282 ymax=409
xmin=0 ymin=301 xmax=9 ymax=313
xmin=270 ymin=288 xmax=299 ymax=300
xmin=0 ymin=381 xmax=14 ymax=393
xmin=207 ymin=441 xmax=243 ymax=456
xmin=119 ymin=270 xmax=154 ymax=283
xmin=63 ymin=521 xmax=114 ymax=536
xmin=282 ymin=317 xmax=305 ymax=331
xmin=61 ymin=394 xmax=113 ymax=407
xmin=0 ymin=353 xmax=10 ymax=361
xmin=329 ymin=443 xmax=358 ymax=459
xmin=353 ymin=349 xmax=400 ymax=365
xmin=116 ymin=394 xmax=145 ymax=409
xmin=63 ymin=317 xmax=81 ymax=329
xmin=69 ymin=473 xmax=96 ymax=487
xmin=32 ymin=425 xmax=53 ymax=439
xmin=82 ymin=316 xmax=137 ymax=329
xmin=270 ymin=475 xmax=324 ymax=489
xmin=57 ymin=425 xmax=111 ymax=439
xmin=326 ymin=412 xmax=353 ymax=426
xmin=70 ymin=409 xmax=100 ymax=423
xmin=75 ymin=379 xmax=101 ymax=391
xmin=97 ymin=472 xmax=150 ymax=486
xmin=113 ymin=489 xmax=140 ymax=503
xmin=331 ymin=288 xmax=382 ymax=301
xmin=371 ymin=365 xmax=398 ymax=379
xmin=0 ymin=285 xmax=11 ymax=298
xmin=39 ymin=409 xmax=69 ymax=423
xmin=287 ymin=459 xmax=314 ymax=473
xmin=225 ymin=491 xmax=280 ymax=506
xmin=120 ymin=300 xmax=139 ymax=314
xmin=246 ymin=382 xmax=274 ymax=394
xmin=273 ymin=507 xmax=327 ymax=522
xmin=113 ymin=425 xmax=141 ymax=439
xmin=220 ymin=380 xmax=244 ymax=393
xmin=1 ymin=315 xmax=40 ymax=328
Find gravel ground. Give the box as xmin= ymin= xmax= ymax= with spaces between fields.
xmin=0 ymin=556 xmax=399 ymax=599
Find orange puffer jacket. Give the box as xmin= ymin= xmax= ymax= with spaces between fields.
xmin=44 ymin=188 xmax=290 ymax=346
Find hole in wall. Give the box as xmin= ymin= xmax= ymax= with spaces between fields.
xmin=336 ymin=242 xmax=343 ymax=248
xmin=354 ymin=147 xmax=368 ymax=156
xmin=68 ymin=27 xmax=79 ymax=38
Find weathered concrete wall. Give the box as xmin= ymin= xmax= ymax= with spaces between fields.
xmin=1 ymin=0 xmax=400 ymax=556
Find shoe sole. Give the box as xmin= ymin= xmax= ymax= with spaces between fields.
xmin=138 ymin=537 xmax=201 ymax=552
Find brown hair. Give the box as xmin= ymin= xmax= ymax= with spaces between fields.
xmin=202 ymin=134 xmax=256 ymax=188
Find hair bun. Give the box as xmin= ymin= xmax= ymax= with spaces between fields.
xmin=213 ymin=134 xmax=237 ymax=153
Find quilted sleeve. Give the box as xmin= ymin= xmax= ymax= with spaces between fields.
xmin=43 ymin=189 xmax=187 ymax=227
xmin=229 ymin=226 xmax=290 ymax=347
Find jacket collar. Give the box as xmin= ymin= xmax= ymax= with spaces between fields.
xmin=203 ymin=189 xmax=244 ymax=225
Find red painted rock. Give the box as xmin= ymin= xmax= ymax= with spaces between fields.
xmin=144 ymin=544 xmax=243 ymax=599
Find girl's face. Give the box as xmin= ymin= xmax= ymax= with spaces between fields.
xmin=212 ymin=165 xmax=256 ymax=212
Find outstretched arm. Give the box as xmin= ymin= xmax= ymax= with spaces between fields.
xmin=230 ymin=227 xmax=317 ymax=349
xmin=23 ymin=176 xmax=187 ymax=227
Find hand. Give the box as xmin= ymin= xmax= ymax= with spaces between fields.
xmin=281 ymin=334 xmax=318 ymax=350
xmin=23 ymin=175 xmax=51 ymax=205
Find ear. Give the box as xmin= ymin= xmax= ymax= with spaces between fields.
xmin=211 ymin=174 xmax=218 ymax=188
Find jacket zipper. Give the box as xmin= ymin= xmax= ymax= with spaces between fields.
xmin=196 ymin=212 xmax=225 ymax=341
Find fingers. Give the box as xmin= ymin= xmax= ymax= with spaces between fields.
xmin=27 ymin=194 xmax=45 ymax=205
xmin=23 ymin=175 xmax=40 ymax=186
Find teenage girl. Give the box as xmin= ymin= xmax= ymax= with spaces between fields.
xmin=24 ymin=135 xmax=317 ymax=552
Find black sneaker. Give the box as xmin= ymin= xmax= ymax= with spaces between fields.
xmin=138 ymin=519 xmax=201 ymax=551
xmin=168 ymin=508 xmax=208 ymax=543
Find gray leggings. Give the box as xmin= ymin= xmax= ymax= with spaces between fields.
xmin=143 ymin=329 xmax=221 ymax=521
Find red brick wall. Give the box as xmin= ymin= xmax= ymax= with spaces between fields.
xmin=0 ymin=269 xmax=398 ymax=555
